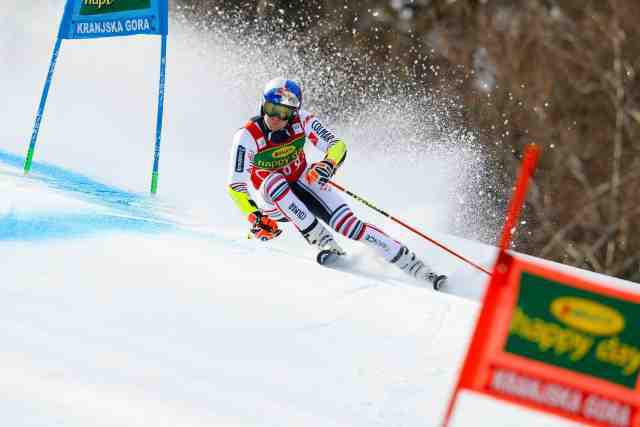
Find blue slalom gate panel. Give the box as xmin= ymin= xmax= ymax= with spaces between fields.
xmin=58 ymin=0 xmax=168 ymax=39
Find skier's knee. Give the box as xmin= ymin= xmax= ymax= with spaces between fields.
xmin=329 ymin=205 xmax=366 ymax=240
xmin=260 ymin=172 xmax=290 ymax=204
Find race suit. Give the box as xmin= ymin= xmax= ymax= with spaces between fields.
xmin=227 ymin=109 xmax=404 ymax=262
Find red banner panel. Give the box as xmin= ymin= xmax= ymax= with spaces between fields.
xmin=443 ymin=254 xmax=640 ymax=427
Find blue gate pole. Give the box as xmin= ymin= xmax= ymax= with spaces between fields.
xmin=150 ymin=34 xmax=167 ymax=195
xmin=24 ymin=37 xmax=63 ymax=174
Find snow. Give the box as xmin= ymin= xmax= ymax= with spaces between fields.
xmin=1 ymin=1 xmax=636 ymax=426
xmin=1 ymin=164 xmax=479 ymax=426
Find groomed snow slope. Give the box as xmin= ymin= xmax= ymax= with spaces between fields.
xmin=0 ymin=149 xmax=581 ymax=427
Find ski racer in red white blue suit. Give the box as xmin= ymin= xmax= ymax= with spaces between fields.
xmin=227 ymin=78 xmax=446 ymax=289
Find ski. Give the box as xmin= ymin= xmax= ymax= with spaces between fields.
xmin=316 ymin=249 xmax=345 ymax=266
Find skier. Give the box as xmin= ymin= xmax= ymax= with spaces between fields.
xmin=227 ymin=78 xmax=446 ymax=289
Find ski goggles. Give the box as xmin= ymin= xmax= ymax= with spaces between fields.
xmin=263 ymin=102 xmax=297 ymax=120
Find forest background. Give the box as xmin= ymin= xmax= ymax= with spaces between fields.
xmin=173 ymin=0 xmax=640 ymax=282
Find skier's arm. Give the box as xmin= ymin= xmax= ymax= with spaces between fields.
xmin=228 ymin=129 xmax=281 ymax=240
xmin=227 ymin=129 xmax=259 ymax=215
xmin=326 ymin=139 xmax=347 ymax=168
xmin=227 ymin=186 xmax=259 ymax=214
xmin=301 ymin=111 xmax=347 ymax=187
xmin=302 ymin=112 xmax=347 ymax=168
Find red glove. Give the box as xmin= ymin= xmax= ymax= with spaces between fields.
xmin=248 ymin=211 xmax=282 ymax=241
xmin=306 ymin=159 xmax=336 ymax=188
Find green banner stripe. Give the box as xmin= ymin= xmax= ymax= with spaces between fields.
xmin=80 ymin=0 xmax=151 ymax=16
xmin=505 ymin=271 xmax=640 ymax=389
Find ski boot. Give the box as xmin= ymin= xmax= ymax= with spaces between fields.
xmin=392 ymin=246 xmax=447 ymax=290
xmin=302 ymin=219 xmax=345 ymax=265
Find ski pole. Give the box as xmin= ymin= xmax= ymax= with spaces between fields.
xmin=328 ymin=180 xmax=492 ymax=276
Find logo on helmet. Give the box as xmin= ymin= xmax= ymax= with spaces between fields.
xmin=276 ymin=88 xmax=300 ymax=108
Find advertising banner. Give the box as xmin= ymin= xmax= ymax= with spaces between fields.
xmin=24 ymin=0 xmax=169 ymax=194
xmin=443 ymin=254 xmax=640 ymax=427
xmin=58 ymin=0 xmax=168 ymax=39
xmin=506 ymin=271 xmax=640 ymax=389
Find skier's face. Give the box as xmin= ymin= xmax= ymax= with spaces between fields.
xmin=263 ymin=101 xmax=295 ymax=131
xmin=264 ymin=114 xmax=288 ymax=131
